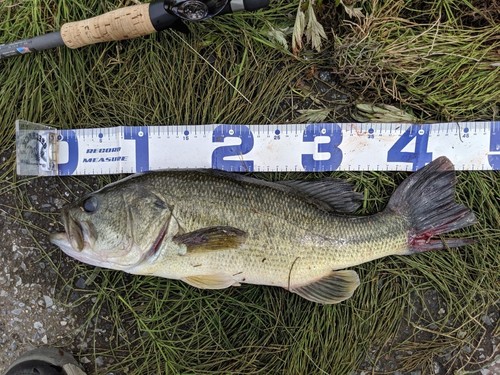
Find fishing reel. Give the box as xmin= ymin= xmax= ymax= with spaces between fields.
xmin=165 ymin=0 xmax=228 ymax=21
xmin=150 ymin=0 xmax=269 ymax=33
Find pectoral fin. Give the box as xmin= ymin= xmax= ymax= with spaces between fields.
xmin=290 ymin=270 xmax=360 ymax=304
xmin=182 ymin=274 xmax=240 ymax=289
xmin=173 ymin=226 xmax=247 ymax=253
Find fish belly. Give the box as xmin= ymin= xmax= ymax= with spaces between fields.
xmin=141 ymin=212 xmax=409 ymax=289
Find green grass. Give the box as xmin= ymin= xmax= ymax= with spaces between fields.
xmin=1 ymin=0 xmax=499 ymax=374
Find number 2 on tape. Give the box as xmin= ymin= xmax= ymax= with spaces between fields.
xmin=211 ymin=125 xmax=254 ymax=171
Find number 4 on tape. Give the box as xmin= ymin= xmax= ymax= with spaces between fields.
xmin=388 ymin=125 xmax=433 ymax=171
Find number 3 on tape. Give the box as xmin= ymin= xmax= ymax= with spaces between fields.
xmin=301 ymin=123 xmax=343 ymax=172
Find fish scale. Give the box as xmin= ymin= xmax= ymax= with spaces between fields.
xmin=51 ymin=157 xmax=476 ymax=304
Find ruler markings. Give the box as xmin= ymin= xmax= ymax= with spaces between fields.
xmin=15 ymin=120 xmax=499 ymax=176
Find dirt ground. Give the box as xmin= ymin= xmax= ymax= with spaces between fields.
xmin=0 ymin=159 xmax=108 ymax=373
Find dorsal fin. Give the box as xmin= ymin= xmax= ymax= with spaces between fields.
xmin=277 ymin=179 xmax=363 ymax=213
xmin=195 ymin=169 xmax=362 ymax=213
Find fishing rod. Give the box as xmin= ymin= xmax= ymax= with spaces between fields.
xmin=0 ymin=0 xmax=268 ymax=60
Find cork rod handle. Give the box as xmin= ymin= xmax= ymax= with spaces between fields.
xmin=60 ymin=3 xmax=156 ymax=49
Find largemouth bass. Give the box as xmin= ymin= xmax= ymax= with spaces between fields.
xmin=50 ymin=157 xmax=476 ymax=304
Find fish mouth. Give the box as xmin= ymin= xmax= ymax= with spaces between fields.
xmin=50 ymin=207 xmax=96 ymax=253
xmin=50 ymin=211 xmax=105 ymax=268
xmin=50 ymin=206 xmax=145 ymax=271
xmin=50 ymin=209 xmax=137 ymax=270
xmin=63 ymin=207 xmax=84 ymax=251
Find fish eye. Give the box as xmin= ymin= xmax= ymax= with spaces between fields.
xmin=82 ymin=196 xmax=98 ymax=213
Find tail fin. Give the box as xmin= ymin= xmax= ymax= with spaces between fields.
xmin=387 ymin=156 xmax=476 ymax=252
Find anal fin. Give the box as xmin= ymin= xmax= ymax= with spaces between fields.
xmin=290 ymin=270 xmax=360 ymax=304
xmin=182 ymin=274 xmax=240 ymax=290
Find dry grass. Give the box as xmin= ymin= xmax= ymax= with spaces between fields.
xmin=331 ymin=0 xmax=499 ymax=121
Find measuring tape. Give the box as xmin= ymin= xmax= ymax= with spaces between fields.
xmin=15 ymin=120 xmax=499 ymax=176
